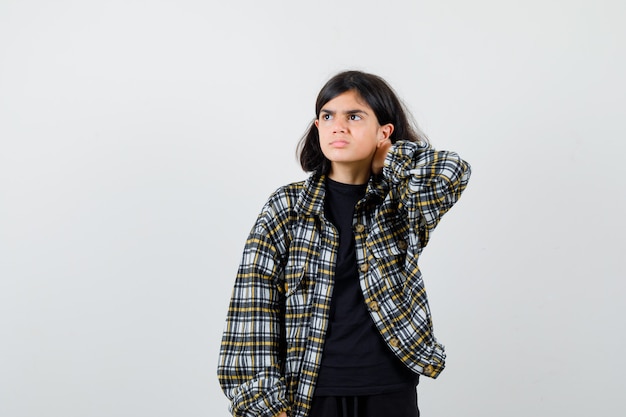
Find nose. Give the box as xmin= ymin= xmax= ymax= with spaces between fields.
xmin=332 ymin=118 xmax=347 ymax=133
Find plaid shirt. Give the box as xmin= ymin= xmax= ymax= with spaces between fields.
xmin=218 ymin=141 xmax=471 ymax=417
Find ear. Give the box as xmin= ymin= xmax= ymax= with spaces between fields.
xmin=314 ymin=119 xmax=319 ymax=129
xmin=378 ymin=123 xmax=394 ymax=141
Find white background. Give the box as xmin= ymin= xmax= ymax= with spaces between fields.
xmin=1 ymin=1 xmax=624 ymax=416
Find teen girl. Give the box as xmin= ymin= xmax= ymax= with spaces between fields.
xmin=218 ymin=70 xmax=471 ymax=417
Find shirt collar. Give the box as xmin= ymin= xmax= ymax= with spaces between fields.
xmin=295 ymin=173 xmax=388 ymax=217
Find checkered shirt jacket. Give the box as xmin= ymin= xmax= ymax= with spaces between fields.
xmin=218 ymin=140 xmax=471 ymax=417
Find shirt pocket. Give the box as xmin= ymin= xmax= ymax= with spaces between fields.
xmin=284 ymin=261 xmax=316 ymax=299
xmin=284 ymin=262 xmax=314 ymax=328
xmin=366 ymin=215 xmax=410 ymax=260
xmin=283 ymin=265 xmax=312 ymax=381
xmin=284 ymin=264 xmax=305 ymax=297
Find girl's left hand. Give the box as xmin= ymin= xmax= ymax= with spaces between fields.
xmin=371 ymin=139 xmax=392 ymax=174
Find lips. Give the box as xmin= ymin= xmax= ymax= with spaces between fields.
xmin=329 ymin=140 xmax=349 ymax=148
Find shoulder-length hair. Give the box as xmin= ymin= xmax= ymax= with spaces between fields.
xmin=297 ymin=70 xmax=428 ymax=174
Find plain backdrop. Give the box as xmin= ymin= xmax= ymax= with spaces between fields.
xmin=1 ymin=1 xmax=624 ymax=416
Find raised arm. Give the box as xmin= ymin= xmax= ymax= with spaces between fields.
xmin=380 ymin=140 xmax=471 ymax=248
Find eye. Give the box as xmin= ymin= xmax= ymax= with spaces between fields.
xmin=349 ymin=114 xmax=362 ymax=121
xmin=320 ymin=113 xmax=332 ymax=121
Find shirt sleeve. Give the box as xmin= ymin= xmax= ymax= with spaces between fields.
xmin=217 ymin=202 xmax=290 ymax=417
xmin=382 ymin=140 xmax=471 ymax=249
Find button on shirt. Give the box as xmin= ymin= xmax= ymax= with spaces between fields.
xmin=218 ymin=141 xmax=471 ymax=417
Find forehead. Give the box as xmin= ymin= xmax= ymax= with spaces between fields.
xmin=321 ymin=90 xmax=371 ymax=111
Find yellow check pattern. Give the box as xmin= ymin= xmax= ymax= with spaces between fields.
xmin=218 ymin=141 xmax=471 ymax=417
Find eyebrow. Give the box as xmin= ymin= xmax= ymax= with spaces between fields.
xmin=319 ymin=109 xmax=369 ymax=115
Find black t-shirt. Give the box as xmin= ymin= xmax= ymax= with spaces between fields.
xmin=314 ymin=178 xmax=418 ymax=396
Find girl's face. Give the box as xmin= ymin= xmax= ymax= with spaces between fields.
xmin=315 ymin=90 xmax=393 ymax=177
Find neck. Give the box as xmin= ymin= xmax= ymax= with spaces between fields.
xmin=328 ymin=162 xmax=370 ymax=185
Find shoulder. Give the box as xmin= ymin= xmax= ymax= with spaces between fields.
xmin=264 ymin=180 xmax=307 ymax=211
xmin=254 ymin=178 xmax=310 ymax=227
